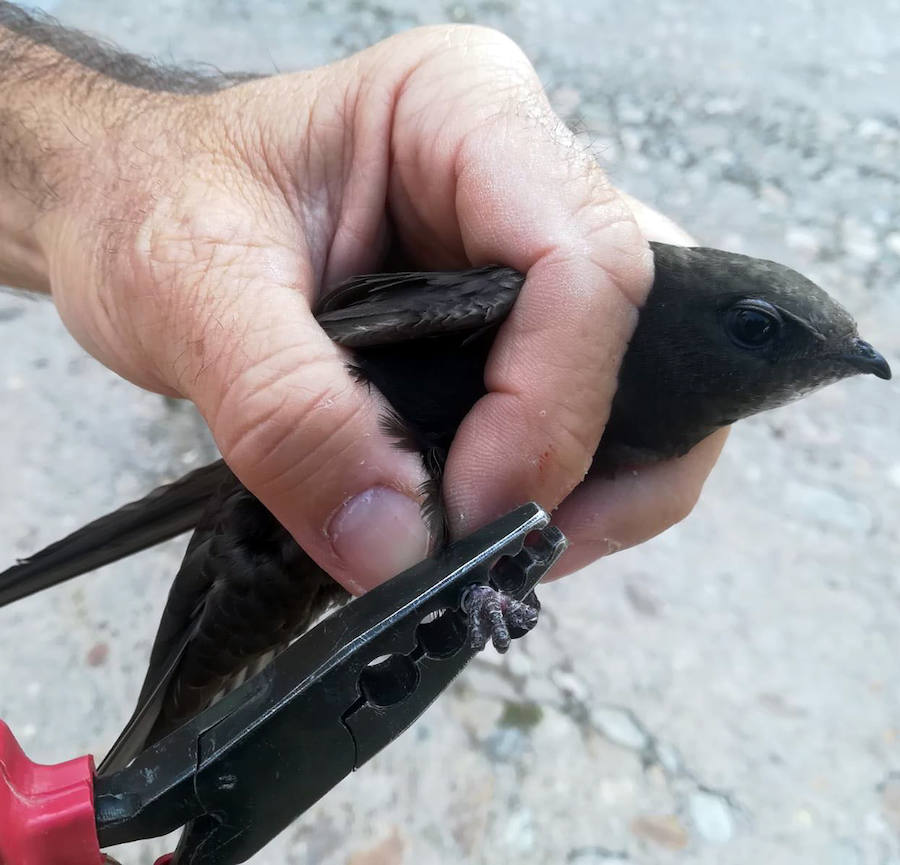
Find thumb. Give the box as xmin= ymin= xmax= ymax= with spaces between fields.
xmin=172 ymin=264 xmax=431 ymax=595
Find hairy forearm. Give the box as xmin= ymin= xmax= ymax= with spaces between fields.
xmin=0 ymin=2 xmax=253 ymax=291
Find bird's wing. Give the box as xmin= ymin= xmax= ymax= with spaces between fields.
xmin=0 ymin=460 xmax=233 ymax=606
xmin=98 ymin=483 xmax=347 ymax=775
xmin=315 ymin=267 xmax=524 ymax=347
xmin=96 ymin=475 xmax=242 ymax=775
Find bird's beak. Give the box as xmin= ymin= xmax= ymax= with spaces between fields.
xmin=843 ymin=338 xmax=892 ymax=380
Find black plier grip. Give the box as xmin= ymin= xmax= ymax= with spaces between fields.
xmin=93 ymin=503 xmax=566 ymax=865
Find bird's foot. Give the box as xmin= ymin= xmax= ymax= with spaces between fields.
xmin=461 ymin=584 xmax=540 ymax=654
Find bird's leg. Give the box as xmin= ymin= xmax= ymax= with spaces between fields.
xmin=461 ymin=584 xmax=540 ymax=653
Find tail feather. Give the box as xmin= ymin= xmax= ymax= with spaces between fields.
xmin=96 ymin=627 xmax=193 ymax=775
xmin=97 ymin=641 xmax=288 ymax=775
xmin=0 ymin=460 xmax=231 ymax=606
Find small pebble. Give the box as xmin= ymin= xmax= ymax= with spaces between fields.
xmin=630 ymin=814 xmax=689 ymax=850
xmin=689 ymin=790 xmax=735 ymax=844
xmin=592 ymin=706 xmax=649 ymax=752
xmin=887 ymin=464 xmax=900 ymax=489
xmin=550 ymin=667 xmax=590 ymax=703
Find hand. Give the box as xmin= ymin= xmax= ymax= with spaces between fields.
xmin=9 ymin=25 xmax=724 ymax=590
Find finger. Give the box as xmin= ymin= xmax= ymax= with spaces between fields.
xmin=547 ymin=429 xmax=729 ymax=578
xmin=433 ymin=41 xmax=653 ymax=532
xmin=362 ymin=28 xmax=654 ymax=533
xmin=154 ymin=235 xmax=431 ymax=595
xmin=545 ymin=192 xmax=720 ymax=576
xmin=444 ymin=239 xmax=647 ymax=532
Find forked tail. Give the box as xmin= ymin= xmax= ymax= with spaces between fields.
xmin=0 ymin=460 xmax=232 ymax=606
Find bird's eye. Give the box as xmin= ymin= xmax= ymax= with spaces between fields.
xmin=725 ymin=300 xmax=782 ymax=350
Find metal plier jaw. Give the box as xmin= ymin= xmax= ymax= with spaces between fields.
xmin=92 ymin=503 xmax=566 ymax=865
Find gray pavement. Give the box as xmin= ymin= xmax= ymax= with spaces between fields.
xmin=1 ymin=1 xmax=899 ymax=863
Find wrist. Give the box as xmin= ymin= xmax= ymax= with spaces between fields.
xmin=0 ymin=28 xmax=186 ymax=291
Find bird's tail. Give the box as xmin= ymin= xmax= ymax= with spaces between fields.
xmin=95 ymin=643 xmax=281 ymax=776
xmin=0 ymin=460 xmax=231 ymax=606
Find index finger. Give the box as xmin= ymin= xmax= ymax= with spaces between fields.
xmin=442 ymin=92 xmax=653 ymax=534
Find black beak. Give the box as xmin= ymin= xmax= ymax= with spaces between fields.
xmin=844 ymin=338 xmax=892 ymax=380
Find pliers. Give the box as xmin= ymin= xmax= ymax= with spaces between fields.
xmin=0 ymin=503 xmax=566 ymax=865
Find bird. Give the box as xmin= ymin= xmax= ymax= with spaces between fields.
xmin=0 ymin=242 xmax=891 ymax=773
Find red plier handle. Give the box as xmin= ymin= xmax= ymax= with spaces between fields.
xmin=0 ymin=720 xmax=100 ymax=865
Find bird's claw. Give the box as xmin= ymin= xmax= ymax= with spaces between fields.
xmin=461 ymin=584 xmax=540 ymax=654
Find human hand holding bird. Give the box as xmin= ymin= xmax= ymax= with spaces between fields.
xmin=0 ymin=14 xmax=723 ymax=591
xmin=0 ymin=8 xmax=890 ymax=776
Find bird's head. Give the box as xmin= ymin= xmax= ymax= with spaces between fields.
xmin=605 ymin=242 xmax=891 ymax=462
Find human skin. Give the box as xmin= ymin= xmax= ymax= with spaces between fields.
xmin=0 ymin=12 xmax=726 ymax=590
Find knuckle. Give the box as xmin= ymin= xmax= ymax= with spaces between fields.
xmin=503 ymin=388 xmax=599 ymax=494
xmin=657 ymin=480 xmax=699 ymax=529
xmin=414 ymin=24 xmax=541 ymax=99
xmin=584 ymin=213 xmax=655 ymax=309
xmin=453 ymin=25 xmax=530 ymax=65
xmin=543 ymin=190 xmax=653 ymax=312
xmin=546 ymin=406 xmax=602 ymax=482
xmin=215 ymin=358 xmax=365 ymax=494
xmin=429 ymin=24 xmax=530 ymax=65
